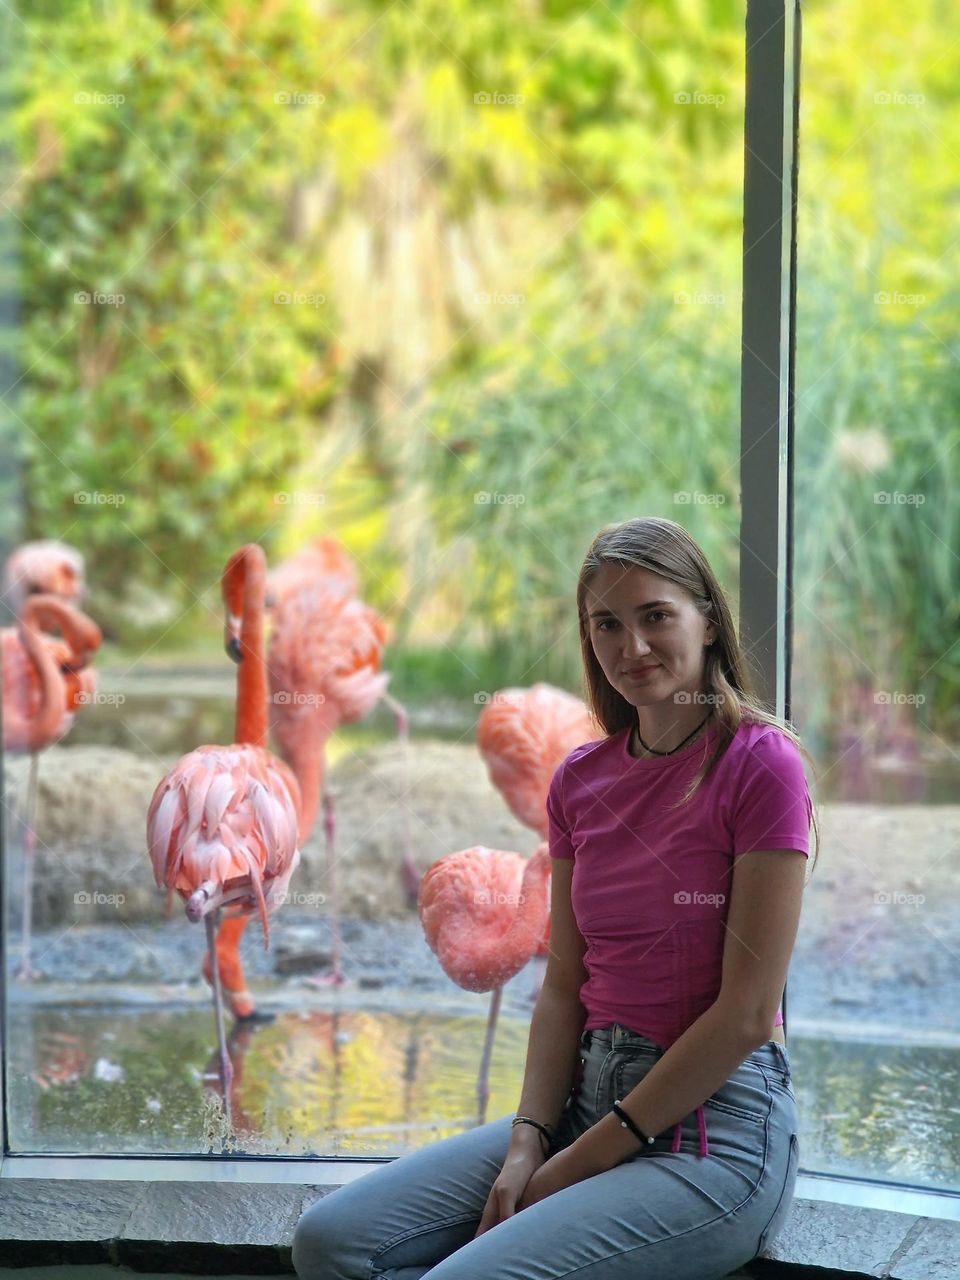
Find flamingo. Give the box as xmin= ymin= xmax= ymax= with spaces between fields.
xmin=476 ymin=683 xmax=597 ymax=837
xmin=3 ymin=540 xmax=87 ymax=614
xmin=3 ymin=594 xmax=102 ymax=979
xmin=476 ymin=683 xmax=597 ymax=1001
xmin=146 ymin=544 xmax=302 ymax=1102
xmin=265 ymin=539 xmax=415 ymax=987
xmin=418 ymin=842 xmax=551 ymax=1125
xmin=265 ymin=535 xmax=358 ymax=613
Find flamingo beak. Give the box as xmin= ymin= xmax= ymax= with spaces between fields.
xmin=224 ymin=613 xmax=243 ymax=662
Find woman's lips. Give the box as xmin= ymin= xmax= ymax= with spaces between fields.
xmin=624 ymin=665 xmax=660 ymax=679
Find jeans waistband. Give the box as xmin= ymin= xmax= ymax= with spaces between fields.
xmin=580 ymin=1022 xmax=792 ymax=1083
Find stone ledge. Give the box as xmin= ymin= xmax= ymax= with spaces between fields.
xmin=1 ymin=1180 xmax=957 ymax=1276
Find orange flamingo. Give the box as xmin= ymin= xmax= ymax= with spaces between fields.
xmin=477 ymin=683 xmax=597 ymax=1001
xmin=3 ymin=594 xmax=102 ymax=978
xmin=266 ymin=541 xmax=413 ymax=987
xmin=418 ymin=842 xmax=551 ymax=1124
xmin=146 ymin=545 xmax=302 ymax=1099
xmin=3 ymin=540 xmax=87 ymax=614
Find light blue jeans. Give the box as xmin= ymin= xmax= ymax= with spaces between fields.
xmin=292 ymin=1023 xmax=800 ymax=1280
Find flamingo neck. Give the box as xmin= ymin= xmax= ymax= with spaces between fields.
xmin=234 ymin=550 xmax=268 ymax=748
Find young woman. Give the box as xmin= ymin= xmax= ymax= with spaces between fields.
xmin=293 ymin=516 xmax=819 ymax=1280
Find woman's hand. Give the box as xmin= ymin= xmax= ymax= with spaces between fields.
xmin=473 ymin=1138 xmax=596 ymax=1238
xmin=515 ymin=1143 xmax=593 ymax=1210
xmin=472 ymin=1137 xmax=546 ymax=1238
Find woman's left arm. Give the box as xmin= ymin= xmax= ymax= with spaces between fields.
xmin=520 ymin=847 xmax=807 ymax=1196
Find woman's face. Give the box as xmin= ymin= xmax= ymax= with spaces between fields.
xmin=584 ymin=563 xmax=716 ymax=709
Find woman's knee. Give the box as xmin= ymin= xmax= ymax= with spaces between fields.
xmin=292 ymin=1189 xmax=355 ymax=1280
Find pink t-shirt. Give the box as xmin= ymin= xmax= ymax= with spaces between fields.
xmin=547 ymin=718 xmax=812 ymax=1048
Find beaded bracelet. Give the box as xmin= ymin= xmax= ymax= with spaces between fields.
xmin=511 ymin=1115 xmax=555 ymax=1154
xmin=612 ymin=1100 xmax=655 ymax=1149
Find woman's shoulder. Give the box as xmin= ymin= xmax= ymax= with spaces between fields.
xmin=556 ymin=731 xmax=618 ymax=781
xmin=732 ymin=718 xmax=805 ymax=756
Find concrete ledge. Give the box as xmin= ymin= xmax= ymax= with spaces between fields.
xmin=1 ymin=1178 xmax=958 ymax=1275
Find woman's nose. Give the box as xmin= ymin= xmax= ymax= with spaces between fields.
xmin=622 ymin=632 xmax=652 ymax=658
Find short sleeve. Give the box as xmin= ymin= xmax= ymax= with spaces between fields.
xmin=732 ymin=731 xmax=812 ymax=858
xmin=546 ymin=762 xmax=575 ymax=860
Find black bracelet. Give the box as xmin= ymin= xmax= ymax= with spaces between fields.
xmin=511 ymin=1115 xmax=555 ymax=1153
xmin=611 ymin=1100 xmax=655 ymax=1148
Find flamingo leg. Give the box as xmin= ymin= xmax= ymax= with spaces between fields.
xmin=476 ymin=985 xmax=503 ymax=1127
xmin=303 ymin=789 xmax=346 ymax=987
xmin=204 ymin=911 xmax=234 ymax=1126
xmin=381 ymin=690 xmax=419 ymax=908
xmin=202 ymin=914 xmax=258 ymax=1019
xmin=14 ymin=753 xmax=42 ymax=981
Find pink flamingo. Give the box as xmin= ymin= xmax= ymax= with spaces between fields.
xmin=146 ymin=545 xmax=302 ymax=1099
xmin=265 ymin=538 xmax=414 ymax=987
xmin=476 ymin=683 xmax=596 ymax=1000
xmin=3 ymin=540 xmax=87 ymax=614
xmin=476 ymin=683 xmax=597 ymax=837
xmin=2 ymin=594 xmax=102 ymax=979
xmin=419 ymin=842 xmax=551 ymax=1124
xmin=265 ymin=536 xmax=358 ymax=613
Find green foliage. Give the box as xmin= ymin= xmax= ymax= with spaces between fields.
xmin=4 ymin=0 xmax=959 ymax=742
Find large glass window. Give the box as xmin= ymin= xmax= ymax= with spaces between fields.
xmin=791 ymin=0 xmax=960 ymax=1191
xmin=3 ymin=0 xmax=745 ymax=1158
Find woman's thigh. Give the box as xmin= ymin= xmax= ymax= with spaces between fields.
xmin=291 ymin=1113 xmax=514 ymax=1280
xmin=417 ymin=1056 xmax=799 ymax=1280
xmin=292 ymin=1032 xmax=800 ymax=1280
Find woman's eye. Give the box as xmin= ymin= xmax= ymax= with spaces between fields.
xmin=597 ymin=613 xmax=667 ymax=631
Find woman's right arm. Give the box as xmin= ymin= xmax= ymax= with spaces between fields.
xmin=513 ymin=855 xmax=588 ymax=1140
xmin=473 ymin=857 xmax=588 ymax=1235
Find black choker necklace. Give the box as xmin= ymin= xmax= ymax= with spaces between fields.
xmin=633 ymin=710 xmax=714 ymax=757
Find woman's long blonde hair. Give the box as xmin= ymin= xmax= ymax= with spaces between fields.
xmin=576 ymin=516 xmax=820 ymax=870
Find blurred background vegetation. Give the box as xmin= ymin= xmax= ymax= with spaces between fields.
xmin=3 ymin=0 xmax=958 ymax=750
